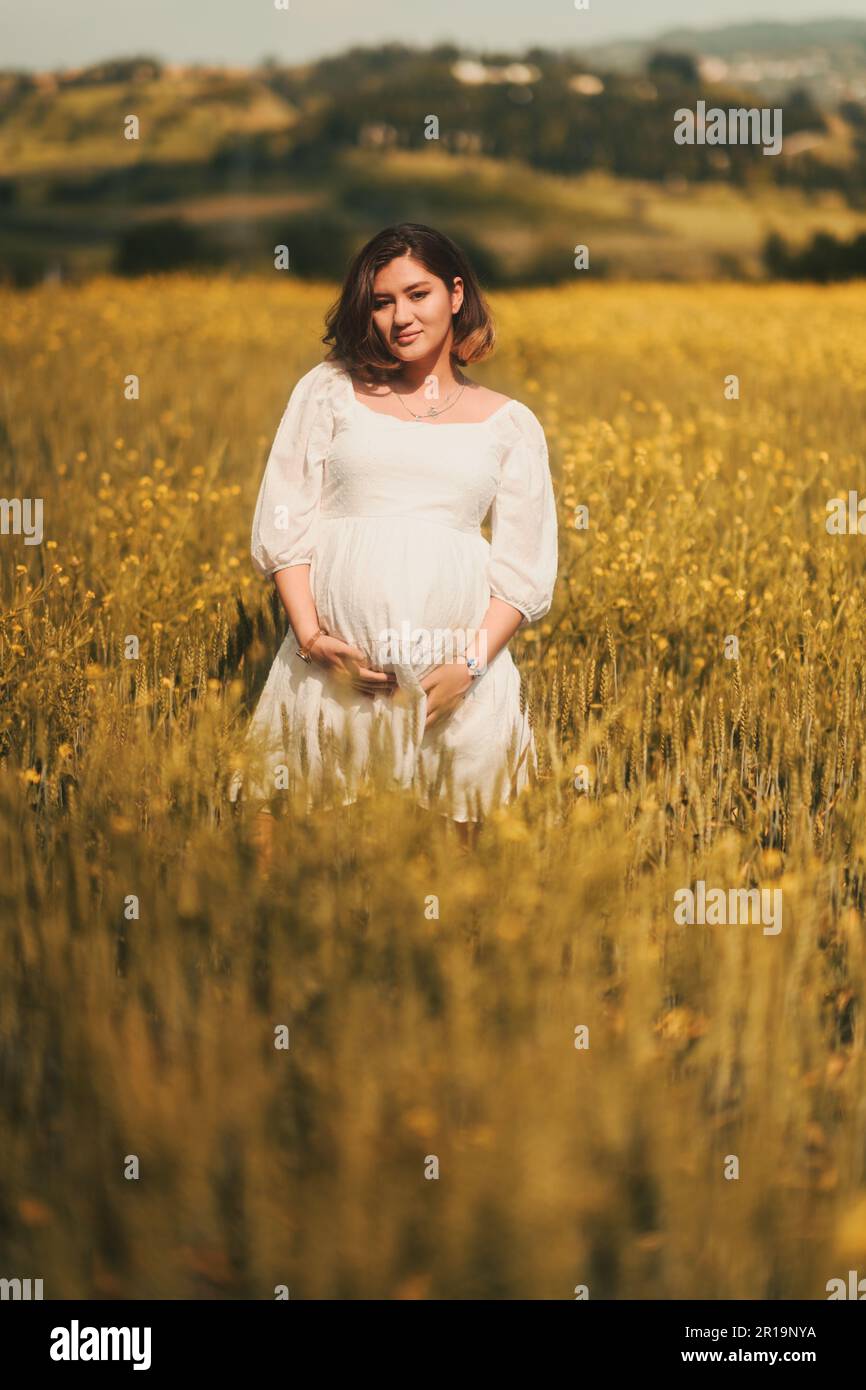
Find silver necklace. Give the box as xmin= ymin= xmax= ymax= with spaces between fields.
xmin=388 ymin=380 xmax=467 ymax=420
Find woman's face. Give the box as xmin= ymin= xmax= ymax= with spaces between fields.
xmin=370 ymin=253 xmax=463 ymax=361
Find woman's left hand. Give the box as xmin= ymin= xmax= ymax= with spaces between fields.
xmin=420 ymin=660 xmax=474 ymax=731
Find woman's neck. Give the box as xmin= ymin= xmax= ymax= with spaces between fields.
xmin=395 ymin=347 xmax=464 ymax=396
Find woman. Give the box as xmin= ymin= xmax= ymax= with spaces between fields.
xmin=230 ymin=223 xmax=558 ymax=848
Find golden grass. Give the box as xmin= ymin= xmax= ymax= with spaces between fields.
xmin=1 ymin=275 xmax=866 ymax=1297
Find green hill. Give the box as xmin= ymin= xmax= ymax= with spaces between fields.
xmin=1 ymin=28 xmax=865 ymax=286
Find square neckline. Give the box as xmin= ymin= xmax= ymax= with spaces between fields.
xmin=339 ymin=364 xmax=514 ymax=427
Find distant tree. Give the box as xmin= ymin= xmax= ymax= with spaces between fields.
xmin=647 ymin=50 xmax=699 ymax=85
xmin=113 ymin=218 xmax=216 ymax=276
xmin=783 ymin=85 xmax=825 ymax=134
xmin=67 ymin=56 xmax=163 ymax=85
xmin=0 ymin=72 xmax=36 ymax=99
xmin=430 ymin=43 xmax=460 ymax=63
xmin=763 ymin=228 xmax=866 ymax=281
xmin=763 ymin=232 xmax=791 ymax=278
xmin=839 ymin=100 xmax=866 ymax=129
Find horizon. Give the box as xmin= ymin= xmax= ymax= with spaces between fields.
xmin=2 ymin=1 xmax=866 ymax=75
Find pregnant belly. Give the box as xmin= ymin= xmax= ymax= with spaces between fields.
xmin=312 ymin=515 xmax=490 ymax=679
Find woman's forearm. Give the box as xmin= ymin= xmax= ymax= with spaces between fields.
xmin=465 ymin=596 xmax=524 ymax=669
xmin=272 ymin=564 xmax=321 ymax=648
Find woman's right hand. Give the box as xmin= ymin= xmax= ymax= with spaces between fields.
xmin=306 ymin=633 xmax=398 ymax=697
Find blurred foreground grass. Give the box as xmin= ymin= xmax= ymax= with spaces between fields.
xmin=2 ymin=275 xmax=866 ymax=1297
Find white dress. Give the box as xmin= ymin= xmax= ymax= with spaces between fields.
xmin=229 ymin=358 xmax=558 ymax=822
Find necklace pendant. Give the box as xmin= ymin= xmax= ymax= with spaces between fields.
xmin=389 ymin=380 xmax=466 ymax=421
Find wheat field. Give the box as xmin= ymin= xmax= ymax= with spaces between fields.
xmin=2 ymin=275 xmax=866 ymax=1298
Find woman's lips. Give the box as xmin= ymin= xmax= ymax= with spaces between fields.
xmin=396 ymin=330 xmax=421 ymax=343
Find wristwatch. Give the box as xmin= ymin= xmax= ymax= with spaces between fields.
xmin=296 ymin=624 xmax=328 ymax=663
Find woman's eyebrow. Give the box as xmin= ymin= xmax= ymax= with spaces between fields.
xmin=373 ymin=281 xmax=432 ymax=297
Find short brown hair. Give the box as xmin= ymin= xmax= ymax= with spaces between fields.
xmin=322 ymin=222 xmax=495 ymax=383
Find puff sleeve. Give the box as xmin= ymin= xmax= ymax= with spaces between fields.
xmin=487 ymin=402 xmax=558 ymax=627
xmin=249 ymin=361 xmax=335 ymax=579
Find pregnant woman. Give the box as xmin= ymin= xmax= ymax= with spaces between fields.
xmin=229 ymin=222 xmax=558 ymax=848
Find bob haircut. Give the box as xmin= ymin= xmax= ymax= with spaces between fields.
xmin=322 ymin=222 xmax=495 ymax=384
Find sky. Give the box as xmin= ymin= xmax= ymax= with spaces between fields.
xmin=1 ymin=0 xmax=865 ymax=72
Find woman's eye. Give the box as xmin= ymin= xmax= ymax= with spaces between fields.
xmin=373 ymin=292 xmax=427 ymax=308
